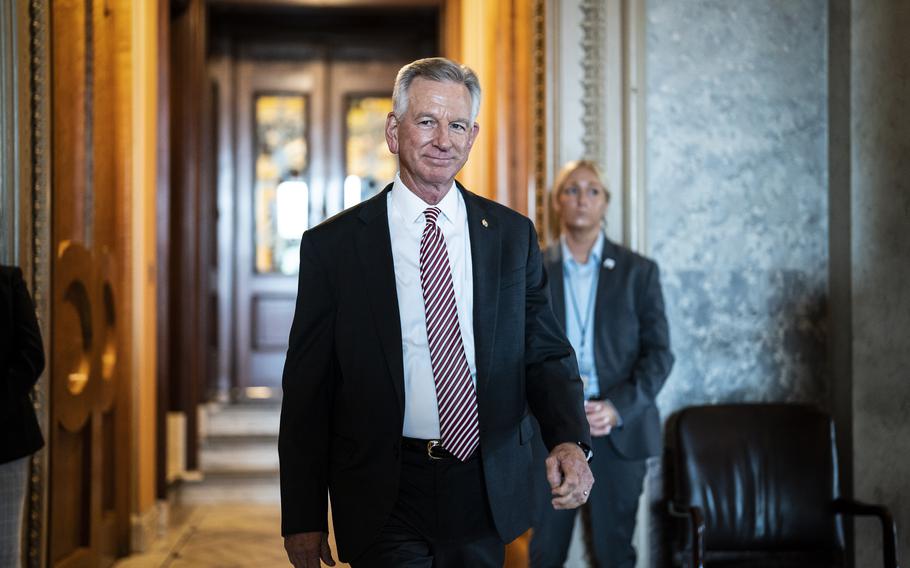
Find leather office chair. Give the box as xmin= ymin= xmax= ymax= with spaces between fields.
xmin=662 ymin=403 xmax=898 ymax=568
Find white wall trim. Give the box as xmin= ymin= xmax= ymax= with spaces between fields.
xmin=623 ymin=0 xmax=648 ymax=254
xmin=546 ymin=0 xmax=647 ymax=250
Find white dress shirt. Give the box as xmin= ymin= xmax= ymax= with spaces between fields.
xmin=388 ymin=174 xmax=476 ymax=439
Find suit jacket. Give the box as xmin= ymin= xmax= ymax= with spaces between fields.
xmin=545 ymin=237 xmax=673 ymax=460
xmin=279 ymin=183 xmax=590 ymax=561
xmin=1 ymin=265 xmax=46 ymax=464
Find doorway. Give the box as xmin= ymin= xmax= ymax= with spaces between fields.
xmin=207 ymin=4 xmax=438 ymax=401
xmin=157 ymin=1 xmax=439 ymax=556
xmin=226 ymin=58 xmax=407 ymax=397
xmin=160 ymin=0 xmax=439 ymax=509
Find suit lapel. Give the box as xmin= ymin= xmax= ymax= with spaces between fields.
xmin=462 ymin=186 xmax=500 ymax=397
xmin=356 ymin=186 xmax=405 ymax=414
xmin=593 ymin=236 xmax=621 ymax=358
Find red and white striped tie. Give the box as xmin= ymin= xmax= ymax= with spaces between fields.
xmin=419 ymin=206 xmax=480 ymax=461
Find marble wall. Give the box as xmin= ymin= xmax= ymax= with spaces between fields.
xmin=645 ymin=0 xmax=830 ymax=415
xmin=850 ymin=1 xmax=910 ymax=564
xmin=644 ymin=1 xmax=910 ymax=563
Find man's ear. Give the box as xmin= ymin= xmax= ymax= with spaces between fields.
xmin=469 ymin=122 xmax=479 ymax=147
xmin=385 ymin=112 xmax=399 ymax=154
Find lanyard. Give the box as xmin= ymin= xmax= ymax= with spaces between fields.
xmin=565 ymin=260 xmax=599 ymax=363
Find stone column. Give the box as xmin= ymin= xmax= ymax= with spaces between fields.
xmin=850 ymin=1 xmax=910 ymax=565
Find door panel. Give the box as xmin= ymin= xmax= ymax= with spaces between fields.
xmin=234 ymin=61 xmax=326 ymax=395
xmin=49 ymin=0 xmax=131 ymax=565
xmin=253 ymin=295 xmax=296 ymax=349
xmin=49 ymin=426 xmax=91 ymax=561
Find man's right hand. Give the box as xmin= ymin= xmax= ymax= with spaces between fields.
xmin=546 ymin=442 xmax=595 ymax=510
xmin=284 ymin=531 xmax=336 ymax=568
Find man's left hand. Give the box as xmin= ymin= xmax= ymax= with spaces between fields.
xmin=545 ymin=442 xmax=595 ymax=510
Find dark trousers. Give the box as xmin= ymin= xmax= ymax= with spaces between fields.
xmin=351 ymin=443 xmax=505 ymax=568
xmin=530 ymin=436 xmax=646 ymax=568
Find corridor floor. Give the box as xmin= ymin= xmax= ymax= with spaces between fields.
xmin=114 ymin=504 xmax=350 ymax=568
xmin=111 ymin=401 xmax=577 ymax=567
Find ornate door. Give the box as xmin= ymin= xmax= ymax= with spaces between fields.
xmin=48 ymin=0 xmax=131 ymax=565
xmin=229 ymin=59 xmax=401 ymax=397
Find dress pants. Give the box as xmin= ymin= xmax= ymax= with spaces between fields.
xmin=530 ymin=436 xmax=646 ymax=568
xmin=351 ymin=443 xmax=505 ymax=568
xmin=0 ymin=456 xmax=29 ymax=568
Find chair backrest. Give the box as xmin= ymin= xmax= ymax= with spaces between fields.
xmin=666 ymin=403 xmax=845 ymax=553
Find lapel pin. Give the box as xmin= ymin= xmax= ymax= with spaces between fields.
xmin=481 ymin=219 xmax=489 ymax=228
xmin=603 ymin=258 xmax=616 ymax=270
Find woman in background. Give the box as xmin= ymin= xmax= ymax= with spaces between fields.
xmin=531 ymin=161 xmax=674 ymax=568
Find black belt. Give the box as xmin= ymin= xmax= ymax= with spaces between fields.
xmin=401 ymin=437 xmax=458 ymax=460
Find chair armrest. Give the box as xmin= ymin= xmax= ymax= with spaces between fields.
xmin=668 ymin=501 xmax=705 ymax=568
xmin=833 ymin=498 xmax=899 ymax=568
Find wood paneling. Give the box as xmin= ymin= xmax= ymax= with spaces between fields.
xmin=49 ymin=0 xmax=133 ymax=564
xmin=50 ymin=426 xmax=91 ymax=561
xmin=445 ymin=0 xmax=536 ymax=214
xmin=52 ymin=0 xmax=89 ymax=244
xmin=156 ymin=0 xmax=172 ymax=500
xmin=166 ymin=0 xmax=210 ymax=471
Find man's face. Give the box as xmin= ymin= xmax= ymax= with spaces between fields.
xmin=385 ymin=78 xmax=479 ymax=197
xmin=553 ymin=167 xmax=609 ymax=233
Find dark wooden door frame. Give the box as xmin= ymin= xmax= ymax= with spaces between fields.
xmin=155 ymin=0 xmax=172 ymax=500
xmin=157 ymin=0 xmax=213 ymax=489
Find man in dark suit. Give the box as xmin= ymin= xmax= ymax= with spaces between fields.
xmin=1 ymin=265 xmax=46 ymax=567
xmin=530 ymin=161 xmax=674 ymax=568
xmin=279 ymin=58 xmax=594 ymax=568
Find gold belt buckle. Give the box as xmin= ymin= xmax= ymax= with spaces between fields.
xmin=426 ymin=439 xmax=444 ymax=460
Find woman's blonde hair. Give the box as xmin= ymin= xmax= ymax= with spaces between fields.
xmin=548 ymin=160 xmax=611 ymax=238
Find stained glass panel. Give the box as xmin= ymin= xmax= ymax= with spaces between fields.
xmin=344 ymin=96 xmax=397 ymax=209
xmin=254 ymin=94 xmax=308 ymax=275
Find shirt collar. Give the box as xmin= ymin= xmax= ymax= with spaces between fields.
xmin=392 ymin=173 xmax=460 ymax=226
xmin=560 ymin=231 xmax=605 ymax=268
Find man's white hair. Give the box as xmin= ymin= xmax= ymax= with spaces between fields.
xmin=392 ymin=57 xmax=482 ymax=123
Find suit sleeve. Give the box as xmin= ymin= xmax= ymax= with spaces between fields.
xmin=279 ymin=234 xmax=337 ymax=536
xmin=604 ymin=261 xmax=674 ymax=425
xmin=7 ymin=267 xmax=45 ymax=398
xmin=522 ymin=222 xmax=591 ymax=451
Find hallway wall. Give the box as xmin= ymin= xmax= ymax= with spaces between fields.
xmin=129 ymin=0 xmax=160 ymax=549
xmin=644 ymin=0 xmax=910 ymax=563
xmin=452 ymin=0 xmax=539 ymax=212
xmin=645 ymin=0 xmax=830 ymax=413
xmin=849 ymin=1 xmax=910 ymax=563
